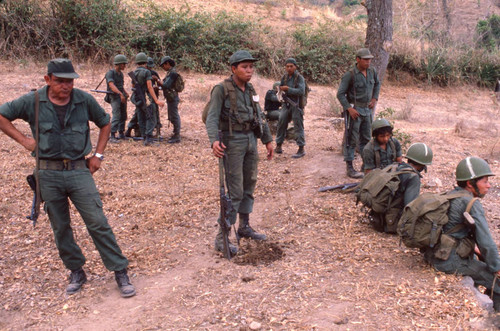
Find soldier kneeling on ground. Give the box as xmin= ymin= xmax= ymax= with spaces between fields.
xmin=362 ymin=118 xmax=403 ymax=173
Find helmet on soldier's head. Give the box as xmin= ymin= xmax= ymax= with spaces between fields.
xmin=135 ymin=52 xmax=148 ymax=64
xmin=147 ymin=57 xmax=155 ymax=68
xmin=160 ymin=56 xmax=172 ymax=67
xmin=456 ymin=157 xmax=495 ymax=181
xmin=371 ymin=118 xmax=392 ymax=133
xmin=114 ymin=54 xmax=128 ymax=65
xmin=406 ymin=143 xmax=433 ymax=165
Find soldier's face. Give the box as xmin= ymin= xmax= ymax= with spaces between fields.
xmin=356 ymin=57 xmax=371 ymax=70
xmin=116 ymin=63 xmax=126 ymax=71
xmin=285 ymin=63 xmax=296 ymax=75
xmin=375 ymin=132 xmax=391 ymax=145
xmin=232 ymin=61 xmax=255 ymax=82
xmin=473 ymin=176 xmax=491 ymax=196
xmin=45 ymin=75 xmax=74 ymax=100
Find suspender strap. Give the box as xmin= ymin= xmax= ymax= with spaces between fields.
xmin=33 ymin=89 xmax=41 ymax=221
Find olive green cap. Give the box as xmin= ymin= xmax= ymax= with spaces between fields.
xmin=47 ymin=58 xmax=80 ymax=79
xmin=229 ymin=50 xmax=258 ymax=66
xmin=285 ymin=58 xmax=298 ymax=66
xmin=456 ymin=157 xmax=495 ymax=181
xmin=160 ymin=56 xmax=172 ymax=66
xmin=371 ymin=118 xmax=392 ymax=133
xmin=147 ymin=57 xmax=155 ymax=68
xmin=135 ymin=52 xmax=148 ymax=64
xmin=356 ymin=48 xmax=374 ymax=59
xmin=406 ymin=143 xmax=433 ymax=165
xmin=113 ymin=54 xmax=128 ymax=65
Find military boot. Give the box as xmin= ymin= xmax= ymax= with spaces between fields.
xmin=275 ymin=144 xmax=283 ymax=154
xmin=109 ymin=132 xmax=120 ymax=143
xmin=66 ymin=268 xmax=87 ymax=295
xmin=118 ymin=131 xmax=125 ymax=140
xmin=292 ymin=146 xmax=305 ymax=159
xmin=346 ymin=161 xmax=363 ymax=179
xmin=143 ymin=135 xmax=156 ymax=146
xmin=237 ymin=213 xmax=267 ymax=240
xmin=214 ymin=226 xmax=238 ymax=256
xmin=168 ymin=134 xmax=181 ymax=144
xmin=124 ymin=127 xmax=133 ymax=138
xmin=114 ymin=269 xmax=136 ymax=298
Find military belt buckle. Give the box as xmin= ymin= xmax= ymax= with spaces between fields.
xmin=62 ymin=159 xmax=72 ymax=171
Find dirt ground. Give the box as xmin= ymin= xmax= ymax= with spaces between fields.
xmin=0 ymin=61 xmax=499 ymax=330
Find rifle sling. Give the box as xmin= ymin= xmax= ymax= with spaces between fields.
xmin=33 ymin=89 xmax=41 ymax=222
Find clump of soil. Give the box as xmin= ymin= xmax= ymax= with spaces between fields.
xmin=233 ymin=240 xmax=284 ymax=266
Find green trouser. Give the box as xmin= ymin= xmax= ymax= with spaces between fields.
xmin=221 ymin=131 xmax=258 ymax=225
xmin=343 ymin=108 xmax=372 ymax=162
xmin=39 ymin=168 xmax=129 ymax=271
xmin=276 ymin=103 xmax=305 ymax=147
xmin=110 ymin=96 xmax=127 ymax=134
xmin=427 ymin=250 xmax=500 ymax=310
xmin=137 ymin=104 xmax=158 ymax=137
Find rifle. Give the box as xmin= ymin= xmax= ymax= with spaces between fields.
xmin=343 ymin=110 xmax=353 ymax=150
xmin=90 ymin=89 xmax=114 ymax=94
xmin=318 ymin=182 xmax=358 ymax=192
xmin=218 ymin=131 xmax=237 ymax=260
xmin=128 ymin=71 xmax=153 ymax=120
xmin=26 ymin=89 xmax=41 ymax=227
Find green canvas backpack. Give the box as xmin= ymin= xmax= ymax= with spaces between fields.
xmin=398 ymin=192 xmax=477 ymax=249
xmin=174 ymin=73 xmax=184 ymax=92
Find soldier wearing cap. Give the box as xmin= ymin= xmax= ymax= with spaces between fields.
xmin=0 ymin=58 xmax=136 ymax=298
xmin=106 ymin=54 xmax=129 ymax=142
xmin=337 ymin=48 xmax=381 ymax=178
xmin=275 ymin=58 xmax=306 ymax=158
xmin=424 ymin=157 xmax=500 ymax=311
xmin=205 ymin=50 xmax=274 ymax=256
xmin=160 ymin=56 xmax=181 ymax=143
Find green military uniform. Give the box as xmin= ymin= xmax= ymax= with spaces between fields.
xmin=105 ymin=69 xmax=127 ymax=136
xmin=337 ymin=65 xmax=380 ymax=162
xmin=134 ymin=66 xmax=157 ymax=140
xmin=205 ymin=76 xmax=272 ymax=225
xmin=0 ymin=86 xmax=129 ymax=272
xmin=362 ymin=137 xmax=402 ymax=171
xmin=162 ymin=66 xmax=181 ymax=139
xmin=275 ymin=71 xmax=305 ymax=147
xmin=394 ymin=162 xmax=421 ymax=206
xmin=425 ymin=187 xmax=500 ymax=309
xmin=264 ymin=86 xmax=282 ymax=121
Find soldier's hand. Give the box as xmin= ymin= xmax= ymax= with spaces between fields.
xmin=120 ymin=94 xmax=126 ymax=104
xmin=156 ymin=100 xmax=165 ymax=108
xmin=347 ymin=107 xmax=360 ymax=120
xmin=212 ymin=141 xmax=226 ymax=158
xmin=88 ymin=156 xmax=101 ymax=174
xmin=265 ymin=142 xmax=274 ymax=160
xmin=279 ymin=86 xmax=289 ymax=92
xmin=22 ymin=136 xmax=36 ymax=152
xmin=368 ymin=98 xmax=377 ymax=109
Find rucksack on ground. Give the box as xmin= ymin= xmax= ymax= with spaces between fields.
xmin=174 ymin=73 xmax=184 ymax=92
xmin=397 ymin=192 xmax=476 ymax=249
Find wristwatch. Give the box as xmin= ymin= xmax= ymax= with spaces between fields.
xmin=94 ymin=153 xmax=104 ymax=161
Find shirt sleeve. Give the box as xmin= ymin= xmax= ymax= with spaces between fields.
xmin=403 ymin=174 xmax=420 ymax=206
xmin=336 ymin=71 xmax=352 ymax=111
xmin=472 ymin=201 xmax=500 ymax=272
xmin=0 ymin=92 xmax=32 ymax=122
xmin=205 ymin=84 xmax=224 ymax=146
xmin=362 ymin=144 xmax=376 ymax=171
xmin=393 ymin=138 xmax=403 ymax=157
xmin=86 ymin=93 xmax=110 ymax=128
xmin=287 ymin=74 xmax=305 ymax=97
xmin=105 ymin=70 xmax=115 ymax=84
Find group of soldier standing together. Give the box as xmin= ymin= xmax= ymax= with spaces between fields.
xmin=0 ymin=47 xmax=499 ymax=314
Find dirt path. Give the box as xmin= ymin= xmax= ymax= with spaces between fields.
xmin=1 ymin=64 xmax=500 ymax=330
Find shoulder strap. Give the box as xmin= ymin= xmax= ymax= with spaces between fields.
xmin=446 ymin=197 xmax=479 ymax=235
xmin=293 ymin=72 xmax=298 ymax=88
xmin=349 ymin=68 xmax=356 ymax=102
xmin=389 ymin=138 xmax=396 ymax=161
xmin=372 ymin=143 xmax=381 ymax=169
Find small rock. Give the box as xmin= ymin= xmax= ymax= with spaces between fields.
xmin=462 ymin=276 xmax=494 ymax=312
xmin=249 ymin=321 xmax=262 ymax=330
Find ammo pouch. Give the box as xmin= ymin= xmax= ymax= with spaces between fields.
xmin=456 ymin=237 xmax=475 ymax=258
xmin=130 ymin=92 xmax=144 ymax=107
xmin=104 ymin=93 xmax=111 ymax=104
xmin=384 ymin=207 xmax=401 ymax=234
xmin=434 ymin=234 xmax=457 ymax=260
xmin=252 ymin=119 xmax=262 ymax=138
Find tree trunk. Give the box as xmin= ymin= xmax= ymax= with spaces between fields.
xmin=364 ymin=0 xmax=393 ymax=82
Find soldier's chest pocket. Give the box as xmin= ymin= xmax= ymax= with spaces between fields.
xmin=38 ymin=122 xmax=56 ymax=153
xmin=67 ymin=123 xmax=88 ymax=151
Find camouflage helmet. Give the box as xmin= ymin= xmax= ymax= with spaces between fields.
xmin=229 ymin=50 xmax=257 ymax=66
xmin=147 ymin=57 xmax=155 ymax=68
xmin=113 ymin=54 xmax=128 ymax=65
xmin=371 ymin=118 xmax=392 ymax=133
xmin=135 ymin=52 xmax=148 ymax=64
xmin=160 ymin=56 xmax=172 ymax=67
xmin=456 ymin=157 xmax=495 ymax=181
xmin=406 ymin=143 xmax=433 ymax=165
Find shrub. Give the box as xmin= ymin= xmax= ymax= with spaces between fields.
xmin=377 ymin=107 xmax=413 ymax=151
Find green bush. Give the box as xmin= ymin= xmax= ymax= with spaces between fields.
xmin=377 ymin=107 xmax=413 ymax=151
xmin=420 ymin=48 xmax=453 ymax=86
xmin=476 ymin=14 xmax=500 ymax=51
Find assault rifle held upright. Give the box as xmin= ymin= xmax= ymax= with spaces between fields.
xmin=128 ymin=71 xmax=153 ymax=119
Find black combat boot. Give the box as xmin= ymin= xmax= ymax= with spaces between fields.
xmin=292 ymin=146 xmax=305 ymax=159
xmin=118 ymin=131 xmax=125 ymax=140
xmin=109 ymin=132 xmax=119 ymax=143
xmin=168 ymin=134 xmax=181 ymax=144
xmin=114 ymin=269 xmax=136 ymax=298
xmin=237 ymin=213 xmax=267 ymax=240
xmin=66 ymin=268 xmax=87 ymax=295
xmin=124 ymin=127 xmax=133 ymax=138
xmin=214 ymin=226 xmax=238 ymax=256
xmin=346 ymin=161 xmax=363 ymax=179
xmin=275 ymin=144 xmax=283 ymax=154
xmin=143 ymin=135 xmax=156 ymax=146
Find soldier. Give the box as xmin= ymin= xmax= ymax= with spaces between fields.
xmin=131 ymin=52 xmax=164 ymax=145
xmin=337 ymin=48 xmax=381 ymax=178
xmin=160 ymin=56 xmax=181 ymax=144
xmin=147 ymin=57 xmax=162 ymax=139
xmin=275 ymin=58 xmax=306 ymax=158
xmin=106 ymin=54 xmax=129 ymax=143
xmin=264 ymin=81 xmax=282 ymax=121
xmin=362 ymin=118 xmax=402 ymax=173
xmin=424 ymin=157 xmax=500 ymax=311
xmin=205 ymin=50 xmax=274 ymax=256
xmin=0 ymin=58 xmax=135 ymax=297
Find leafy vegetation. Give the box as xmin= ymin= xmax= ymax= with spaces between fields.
xmin=377 ymin=107 xmax=413 ymax=152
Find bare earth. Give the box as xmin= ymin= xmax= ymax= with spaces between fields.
xmin=0 ymin=61 xmax=499 ymax=330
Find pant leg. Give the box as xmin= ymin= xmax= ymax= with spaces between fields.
xmin=358 ymin=114 xmax=372 ymax=156
xmin=145 ymin=104 xmax=158 ymax=137
xmin=136 ymin=107 xmax=146 ymax=137
xmin=167 ymin=97 xmax=181 ymax=135
xmin=110 ymin=97 xmax=122 ymax=134
xmin=275 ymin=104 xmax=291 ymax=145
xmin=128 ymin=110 xmax=138 ymax=129
xmin=343 ymin=115 xmax=361 ymax=162
xmin=292 ymin=106 xmax=305 ymax=147
xmin=119 ymin=100 xmax=127 ymax=133
xmin=239 ymin=132 xmax=258 ymax=214
xmin=66 ymin=169 xmax=129 ymax=271
xmin=39 ymin=170 xmax=86 ymax=271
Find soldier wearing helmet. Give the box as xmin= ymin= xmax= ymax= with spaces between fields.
xmin=106 ymin=54 xmax=129 ymax=142
xmin=362 ymin=118 xmax=403 ymax=174
xmin=425 ymin=157 xmax=500 ymax=311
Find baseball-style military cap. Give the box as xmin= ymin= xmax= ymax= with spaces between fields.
xmin=229 ymin=50 xmax=258 ymax=66
xmin=285 ymin=58 xmax=298 ymax=66
xmin=47 ymin=58 xmax=80 ymax=79
xmin=356 ymin=48 xmax=374 ymax=59
xmin=160 ymin=56 xmax=172 ymax=66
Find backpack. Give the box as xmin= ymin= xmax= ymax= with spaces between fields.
xmin=281 ymin=73 xmax=310 ymax=109
xmin=174 ymin=73 xmax=184 ymax=92
xmin=356 ymin=163 xmax=417 ymax=214
xmin=398 ymin=192 xmax=477 ymax=249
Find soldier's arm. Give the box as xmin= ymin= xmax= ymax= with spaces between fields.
xmin=372 ymin=69 xmax=381 ymax=101
xmin=472 ymin=202 xmax=500 ymax=272
xmin=286 ymin=74 xmax=305 ymax=96
xmin=88 ymin=122 xmax=111 ymax=174
xmin=362 ymin=145 xmax=376 ymax=173
xmin=336 ymin=72 xmax=353 ymax=111
xmin=0 ymin=114 xmax=35 ymax=152
xmin=403 ymin=175 xmax=420 ymax=206
xmin=146 ymin=80 xmax=164 ymax=107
